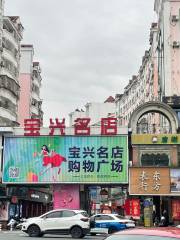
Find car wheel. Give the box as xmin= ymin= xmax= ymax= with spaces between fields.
xmin=70 ymin=226 xmax=83 ymax=238
xmin=108 ymin=227 xmax=116 ymax=234
xmin=27 ymin=225 xmax=41 ymax=237
xmin=80 ymin=234 xmax=85 ymax=238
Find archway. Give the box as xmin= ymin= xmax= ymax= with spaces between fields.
xmin=128 ymin=101 xmax=179 ymax=134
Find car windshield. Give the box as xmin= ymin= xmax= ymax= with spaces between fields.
xmin=105 ymin=235 xmax=178 ymax=240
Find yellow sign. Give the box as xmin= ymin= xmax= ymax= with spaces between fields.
xmin=132 ymin=134 xmax=180 ymax=145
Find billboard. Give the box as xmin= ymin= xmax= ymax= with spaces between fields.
xmin=3 ymin=135 xmax=128 ymax=184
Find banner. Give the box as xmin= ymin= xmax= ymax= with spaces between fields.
xmin=124 ymin=199 xmax=140 ymax=219
xmin=3 ymin=136 xmax=128 ymax=183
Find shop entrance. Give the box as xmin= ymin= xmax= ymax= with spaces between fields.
xmin=85 ymin=185 xmax=128 ymax=216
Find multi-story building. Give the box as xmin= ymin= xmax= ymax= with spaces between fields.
xmin=116 ymin=0 xmax=180 ymax=131
xmin=154 ymin=0 xmax=180 ymax=118
xmin=0 ymin=2 xmax=23 ymax=126
xmin=69 ymin=96 xmax=116 ymax=126
xmin=18 ymin=44 xmax=43 ymax=126
xmin=115 ymin=21 xmax=159 ymax=128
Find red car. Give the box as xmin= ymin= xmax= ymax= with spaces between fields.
xmin=104 ymin=227 xmax=180 ymax=240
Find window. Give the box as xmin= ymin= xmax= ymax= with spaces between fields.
xmin=45 ymin=211 xmax=62 ymax=218
xmin=95 ymin=215 xmax=114 ymax=221
xmin=61 ymin=210 xmax=75 ymax=217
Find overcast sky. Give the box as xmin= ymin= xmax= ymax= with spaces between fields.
xmin=5 ymin=0 xmax=156 ymax=126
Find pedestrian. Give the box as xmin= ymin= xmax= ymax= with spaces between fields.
xmin=159 ymin=210 xmax=169 ymax=227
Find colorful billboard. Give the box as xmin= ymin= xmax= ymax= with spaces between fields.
xmin=3 ymin=136 xmax=128 ymax=184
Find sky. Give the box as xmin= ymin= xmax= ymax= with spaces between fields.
xmin=5 ymin=0 xmax=156 ymax=126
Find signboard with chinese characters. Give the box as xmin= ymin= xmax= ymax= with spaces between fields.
xmin=23 ymin=118 xmax=122 ymax=136
xmin=124 ymin=199 xmax=140 ymax=219
xmin=132 ymin=134 xmax=180 ymax=145
xmin=170 ymin=169 xmax=180 ymax=192
xmin=129 ymin=168 xmax=170 ymax=195
xmin=3 ymin=135 xmax=128 ymax=184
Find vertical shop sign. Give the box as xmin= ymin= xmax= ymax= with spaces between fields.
xmin=131 ymin=199 xmax=140 ymax=218
xmin=172 ymin=200 xmax=180 ymax=220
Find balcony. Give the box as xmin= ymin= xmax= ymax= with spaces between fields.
xmin=0 ymin=75 xmax=20 ymax=98
xmin=3 ymin=28 xmax=19 ymax=49
xmin=2 ymin=48 xmax=18 ymax=67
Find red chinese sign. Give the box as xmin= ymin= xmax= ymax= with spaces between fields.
xmin=24 ymin=119 xmax=41 ymax=136
xmin=24 ymin=117 xmax=118 ymax=136
xmin=124 ymin=199 xmax=140 ymax=219
xmin=74 ymin=118 xmax=90 ymax=135
xmin=172 ymin=199 xmax=180 ymax=220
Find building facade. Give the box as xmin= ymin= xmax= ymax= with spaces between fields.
xmin=0 ymin=1 xmax=23 ymax=126
xmin=116 ymin=0 xmax=180 ymax=128
xmin=18 ymin=44 xmax=43 ymax=126
xmin=69 ymin=96 xmax=116 ymax=126
xmin=129 ymin=101 xmax=180 ymax=226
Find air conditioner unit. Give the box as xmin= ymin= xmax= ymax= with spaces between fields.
xmin=171 ymin=15 xmax=179 ymax=22
xmin=172 ymin=41 xmax=180 ymax=48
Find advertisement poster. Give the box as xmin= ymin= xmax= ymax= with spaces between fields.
xmin=0 ymin=201 xmax=9 ymax=221
xmin=3 ymin=136 xmax=128 ymax=183
xmin=53 ymin=185 xmax=80 ymax=209
xmin=172 ymin=200 xmax=180 ymax=220
xmin=170 ymin=169 xmax=180 ymax=192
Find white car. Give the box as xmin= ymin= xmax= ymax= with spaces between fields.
xmin=21 ymin=209 xmax=89 ymax=238
xmin=90 ymin=214 xmax=135 ymax=235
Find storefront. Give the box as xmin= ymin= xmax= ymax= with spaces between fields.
xmin=6 ymin=186 xmax=52 ymax=219
xmin=129 ymin=167 xmax=180 ymax=226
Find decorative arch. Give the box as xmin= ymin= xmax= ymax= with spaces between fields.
xmin=128 ymin=101 xmax=180 ymax=134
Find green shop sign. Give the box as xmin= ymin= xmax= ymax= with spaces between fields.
xmin=3 ymin=136 xmax=128 ymax=184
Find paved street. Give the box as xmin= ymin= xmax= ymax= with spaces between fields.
xmin=0 ymin=231 xmax=107 ymax=240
